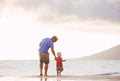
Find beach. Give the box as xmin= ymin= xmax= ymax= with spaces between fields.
xmin=1 ymin=75 xmax=120 ymax=81
xmin=0 ymin=60 xmax=120 ymax=81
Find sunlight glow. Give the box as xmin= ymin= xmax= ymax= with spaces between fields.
xmin=0 ymin=3 xmax=120 ymax=60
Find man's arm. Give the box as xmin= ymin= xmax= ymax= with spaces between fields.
xmin=51 ymin=47 xmax=56 ymax=59
xmin=39 ymin=42 xmax=42 ymax=47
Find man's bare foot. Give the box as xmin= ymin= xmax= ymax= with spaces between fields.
xmin=44 ymin=74 xmax=48 ymax=76
xmin=40 ymin=74 xmax=43 ymax=76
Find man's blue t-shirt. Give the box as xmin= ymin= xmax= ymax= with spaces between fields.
xmin=39 ymin=38 xmax=54 ymax=54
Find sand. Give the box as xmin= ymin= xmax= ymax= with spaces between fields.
xmin=0 ymin=75 xmax=120 ymax=81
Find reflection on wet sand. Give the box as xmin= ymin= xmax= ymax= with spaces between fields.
xmin=40 ymin=77 xmax=62 ymax=81
xmin=38 ymin=75 xmax=120 ymax=81
xmin=40 ymin=77 xmax=47 ymax=81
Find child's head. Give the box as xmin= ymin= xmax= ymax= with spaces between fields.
xmin=57 ymin=52 xmax=62 ymax=57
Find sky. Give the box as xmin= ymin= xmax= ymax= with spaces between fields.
xmin=0 ymin=0 xmax=120 ymax=60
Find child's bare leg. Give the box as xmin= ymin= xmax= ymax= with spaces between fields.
xmin=59 ymin=72 xmax=61 ymax=76
xmin=57 ymin=71 xmax=61 ymax=76
xmin=57 ymin=71 xmax=58 ymax=76
xmin=57 ymin=71 xmax=60 ymax=76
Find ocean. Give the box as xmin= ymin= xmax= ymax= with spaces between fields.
xmin=0 ymin=59 xmax=120 ymax=77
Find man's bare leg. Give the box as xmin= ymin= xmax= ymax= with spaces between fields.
xmin=40 ymin=63 xmax=43 ymax=76
xmin=44 ymin=64 xmax=48 ymax=76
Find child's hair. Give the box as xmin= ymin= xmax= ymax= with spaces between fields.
xmin=57 ymin=52 xmax=62 ymax=57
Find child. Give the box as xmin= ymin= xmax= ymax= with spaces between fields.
xmin=55 ymin=52 xmax=65 ymax=76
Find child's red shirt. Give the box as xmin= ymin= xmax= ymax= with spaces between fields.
xmin=55 ymin=57 xmax=63 ymax=67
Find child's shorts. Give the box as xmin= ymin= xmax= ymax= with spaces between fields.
xmin=56 ymin=66 xmax=63 ymax=72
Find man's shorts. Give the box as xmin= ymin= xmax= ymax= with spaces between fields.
xmin=56 ymin=66 xmax=63 ymax=72
xmin=39 ymin=53 xmax=49 ymax=64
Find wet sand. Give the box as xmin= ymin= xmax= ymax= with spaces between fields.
xmin=1 ymin=75 xmax=120 ymax=81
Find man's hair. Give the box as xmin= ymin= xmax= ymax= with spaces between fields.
xmin=51 ymin=36 xmax=58 ymax=42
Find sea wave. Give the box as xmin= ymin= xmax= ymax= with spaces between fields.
xmin=95 ymin=72 xmax=120 ymax=76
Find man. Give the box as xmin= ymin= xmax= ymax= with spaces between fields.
xmin=38 ymin=36 xmax=58 ymax=76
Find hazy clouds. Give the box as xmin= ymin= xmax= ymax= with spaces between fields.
xmin=0 ymin=0 xmax=120 ymax=23
xmin=0 ymin=0 xmax=120 ymax=34
xmin=10 ymin=0 xmax=120 ymax=23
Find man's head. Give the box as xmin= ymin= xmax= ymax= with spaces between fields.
xmin=51 ymin=36 xmax=58 ymax=42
